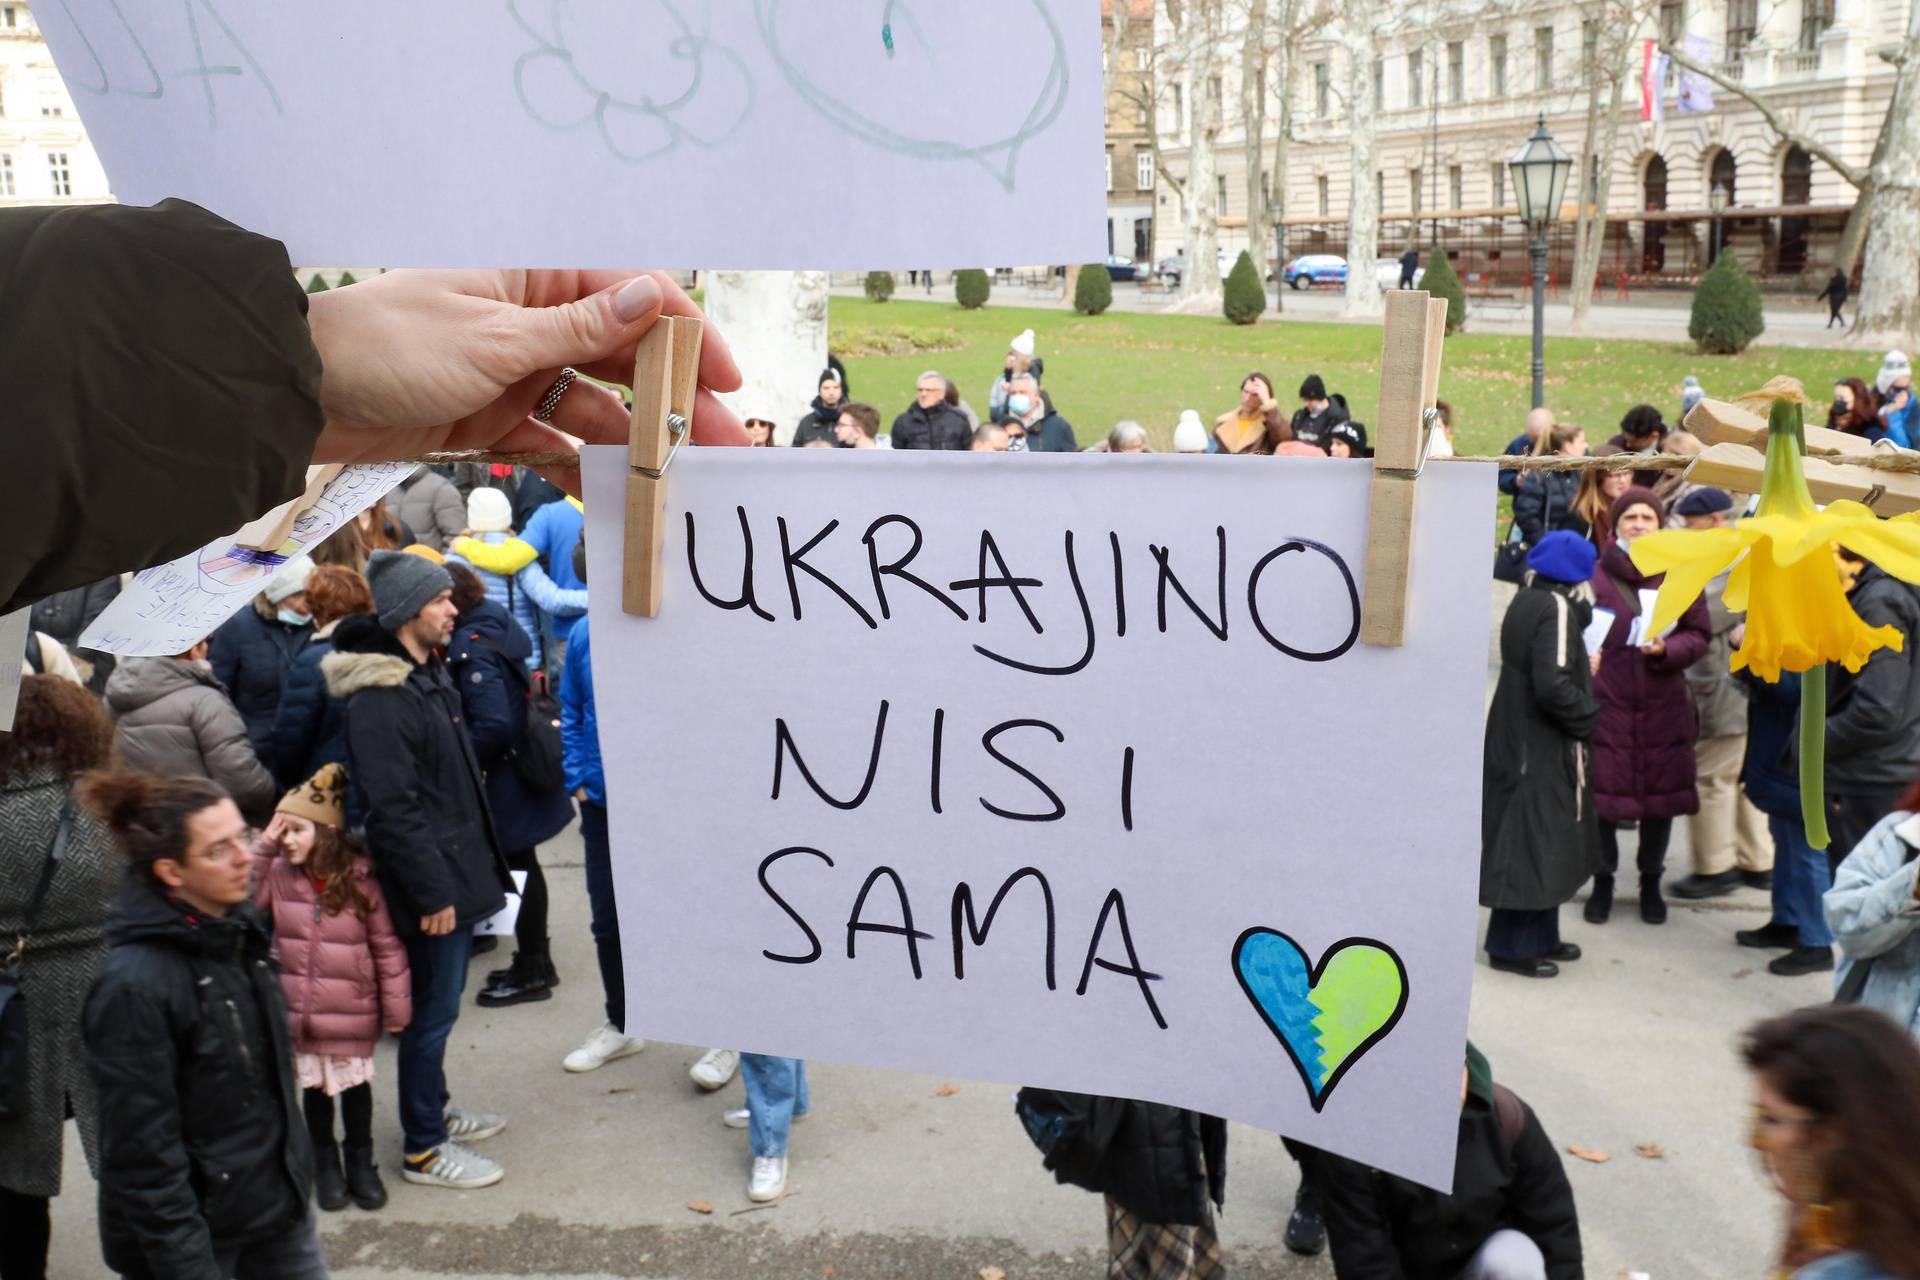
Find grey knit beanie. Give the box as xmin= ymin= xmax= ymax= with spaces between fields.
xmin=367 ymin=549 xmax=453 ymax=631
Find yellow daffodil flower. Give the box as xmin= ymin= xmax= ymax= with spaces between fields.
xmin=1622 ymin=383 xmax=1920 ymax=847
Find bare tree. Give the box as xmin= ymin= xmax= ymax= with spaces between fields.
xmin=1341 ymin=0 xmax=1384 ymax=317
xmin=1127 ymin=0 xmax=1228 ymax=306
xmin=1851 ymin=0 xmax=1920 ymax=347
xmin=1567 ymin=0 xmax=1659 ymax=331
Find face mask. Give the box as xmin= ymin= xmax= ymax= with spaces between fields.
xmin=1007 ymin=435 xmax=1029 ymax=453
xmin=1834 ymin=399 xmax=1849 ymax=417
xmin=278 ymin=607 xmax=311 ymax=627
xmin=1008 ymin=393 xmax=1033 ymax=416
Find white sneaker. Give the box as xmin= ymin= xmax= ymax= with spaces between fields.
xmin=723 ymin=1106 xmax=808 ymax=1130
xmin=564 ymin=1023 xmax=646 ymax=1073
xmin=443 ymin=1106 xmax=507 ymax=1143
xmin=403 ymin=1140 xmax=504 ymax=1189
xmin=690 ymin=1048 xmax=739 ymax=1090
xmin=748 ymin=1155 xmax=787 ymax=1202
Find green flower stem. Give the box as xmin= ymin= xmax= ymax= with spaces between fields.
xmin=1801 ymin=665 xmax=1829 ymax=849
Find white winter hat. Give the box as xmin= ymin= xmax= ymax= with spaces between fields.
xmin=1878 ymin=351 xmax=1912 ymax=395
xmin=1010 ymin=329 xmax=1036 ymax=358
xmin=262 ymin=554 xmax=315 ymax=604
xmin=467 ymin=486 xmax=514 ymax=534
xmin=1173 ymin=410 xmax=1209 ymax=454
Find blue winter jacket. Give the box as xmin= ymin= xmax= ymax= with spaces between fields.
xmin=522 ymin=499 xmax=585 ymax=591
xmin=209 ymin=596 xmax=313 ymax=757
xmin=559 ymin=615 xmax=603 ymax=808
xmin=1738 ymin=669 xmax=1803 ymax=819
xmin=1826 ymin=810 xmax=1920 ymax=1044
xmin=265 ymin=620 xmax=350 ymax=790
xmin=1498 ymin=432 xmax=1532 ymax=496
xmin=446 ymin=531 xmax=541 ymax=666
xmin=444 ymin=599 xmax=574 ymax=851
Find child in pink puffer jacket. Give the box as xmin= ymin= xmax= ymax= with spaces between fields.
xmin=255 ymin=762 xmax=410 ymax=1212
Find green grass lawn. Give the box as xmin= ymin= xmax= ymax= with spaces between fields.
xmin=829 ymin=297 xmax=1866 ymax=456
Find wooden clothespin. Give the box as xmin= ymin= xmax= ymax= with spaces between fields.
xmin=622 ymin=315 xmax=702 ymax=617
xmin=233 ymin=464 xmax=345 ymax=555
xmin=1359 ymin=290 xmax=1451 ymax=648
xmin=1686 ymin=441 xmax=1920 ymax=516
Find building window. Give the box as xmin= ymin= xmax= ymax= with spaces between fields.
xmin=1261 ymin=170 xmax=1271 ymax=208
xmin=1586 ymin=153 xmax=1600 ymax=204
xmin=1726 ymin=0 xmax=1758 ymax=56
xmin=1376 ymin=170 xmax=1385 ymax=212
xmin=1314 ymin=61 xmax=1330 ymax=117
xmin=0 ymin=154 xmax=13 ymax=197
xmin=1801 ymin=0 xmax=1833 ymax=50
xmin=38 ymin=77 xmax=62 ymax=118
xmin=1447 ymin=41 xmax=1464 ymax=103
xmin=2 ymin=7 xmax=15 ymax=28
xmin=1372 ymin=57 xmax=1384 ymax=109
xmin=1490 ymin=34 xmax=1508 ymax=96
xmin=1410 ymin=169 xmax=1422 ymax=219
xmin=1534 ymin=27 xmax=1554 ymax=89
xmin=1449 ymin=164 xmax=1463 ymax=210
xmin=1217 ymin=174 xmax=1228 ymax=214
xmin=1209 ymin=74 xmax=1224 ymax=119
xmin=1136 ymin=150 xmax=1153 ymax=191
xmin=1105 ymin=151 xmax=1113 ymax=194
xmin=1317 ymin=174 xmax=1330 ymax=217
xmin=47 ymin=152 xmax=70 ymax=197
xmin=1582 ymin=19 xmax=1598 ymax=71
xmin=1658 ymin=0 xmax=1685 ymax=46
xmin=1491 ymin=162 xmax=1506 ymax=207
xmin=1170 ymin=83 xmax=1184 ymax=133
xmin=1408 ymin=49 xmax=1423 ymax=108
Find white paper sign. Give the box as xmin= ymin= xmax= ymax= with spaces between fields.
xmin=1624 ymin=588 xmax=1674 ymax=648
xmin=36 ymin=1 xmax=1104 ymax=270
xmin=582 ymin=447 xmax=1494 ymax=1188
xmin=475 ymin=870 xmax=530 ymax=938
xmin=1582 ymin=606 xmax=1615 ymax=656
xmin=80 ymin=463 xmax=413 ymax=657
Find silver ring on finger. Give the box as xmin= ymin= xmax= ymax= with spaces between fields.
xmin=534 ymin=368 xmax=579 ymax=422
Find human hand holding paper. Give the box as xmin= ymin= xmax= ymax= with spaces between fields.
xmin=306 ymin=269 xmax=749 ymax=497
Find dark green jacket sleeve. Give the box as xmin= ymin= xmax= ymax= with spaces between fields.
xmin=0 ymin=199 xmax=323 ymax=613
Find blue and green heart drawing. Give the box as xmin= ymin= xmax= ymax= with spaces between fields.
xmin=1231 ymin=928 xmax=1409 ymax=1113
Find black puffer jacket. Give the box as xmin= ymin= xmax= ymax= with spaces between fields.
xmin=792 ymin=398 xmax=845 ymax=447
xmin=889 ymin=401 xmax=974 ymax=451
xmin=1826 ymin=565 xmax=1920 ymax=793
xmin=324 ymin=614 xmax=511 ymax=934
xmin=1317 ymin=1047 xmax=1582 ymax=1280
xmin=1039 ymin=1095 xmax=1226 ymax=1225
xmin=208 ymin=597 xmax=313 ymax=760
xmin=83 ymin=876 xmax=310 ymax=1280
xmin=0 ymin=199 xmax=323 ymax=614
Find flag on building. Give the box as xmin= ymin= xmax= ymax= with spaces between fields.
xmin=1641 ymin=40 xmax=1668 ymax=121
xmin=1677 ymin=34 xmax=1714 ymax=113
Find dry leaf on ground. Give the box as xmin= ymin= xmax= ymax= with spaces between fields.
xmin=935 ymin=1084 xmax=960 ymax=1097
xmin=821 ymin=1269 xmax=836 ymax=1277
xmin=1567 ymin=1144 xmax=1611 ymax=1163
xmin=686 ymin=1201 xmax=714 ymax=1215
xmin=1634 ymin=1143 xmax=1666 ymax=1159
xmin=979 ymin=1268 xmax=1008 ymax=1280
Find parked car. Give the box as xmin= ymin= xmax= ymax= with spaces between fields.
xmin=1283 ymin=254 xmax=1348 ymax=289
xmin=1154 ymin=248 xmax=1233 ymax=287
xmin=1104 ymin=254 xmax=1139 ymax=282
xmin=1377 ymin=258 xmax=1426 ymax=289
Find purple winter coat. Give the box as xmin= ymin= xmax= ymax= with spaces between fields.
xmin=1590 ymin=543 xmax=1712 ymax=821
xmin=253 ymin=839 xmax=411 ymax=1058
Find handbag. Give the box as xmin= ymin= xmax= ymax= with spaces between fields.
xmin=1493 ymin=475 xmax=1567 ymax=584
xmin=1833 ymin=835 xmax=1920 ymax=1006
xmin=0 ymin=798 xmax=75 ymax=1120
xmin=474 ymin=635 xmax=567 ymax=793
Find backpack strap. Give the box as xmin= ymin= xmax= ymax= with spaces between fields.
xmin=1491 ymin=1083 xmax=1526 ymax=1165
xmin=5 ymin=799 xmax=73 ymax=971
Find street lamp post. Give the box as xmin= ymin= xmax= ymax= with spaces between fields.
xmin=1709 ymin=180 xmax=1730 ymax=264
xmin=1508 ymin=115 xmax=1573 ymax=410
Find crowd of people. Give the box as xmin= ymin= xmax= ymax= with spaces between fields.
xmin=3 ymin=191 xmax=1919 ymax=1280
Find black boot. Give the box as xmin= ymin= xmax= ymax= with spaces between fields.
xmin=477 ymin=949 xmax=556 ymax=1007
xmin=313 ymin=1140 xmax=349 ymax=1212
xmin=1639 ymin=875 xmax=1668 ymax=925
xmin=1283 ymin=1184 xmax=1326 ymax=1255
xmin=344 ymin=1144 xmax=388 ymax=1210
xmin=487 ymin=951 xmax=561 ymax=991
xmin=1583 ymin=876 xmax=1614 ymax=924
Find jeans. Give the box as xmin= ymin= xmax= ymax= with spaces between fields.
xmin=739 ymin=1055 xmax=808 ymax=1158
xmin=580 ymin=802 xmax=624 ymax=1031
xmin=212 ymin=1215 xmax=330 ymax=1279
xmin=1769 ymin=813 xmax=1835 ymax=947
xmin=399 ymin=926 xmax=473 ymax=1154
xmin=1485 ymin=907 xmax=1560 ymax=961
xmin=1454 ymin=1228 xmax=1546 ymax=1280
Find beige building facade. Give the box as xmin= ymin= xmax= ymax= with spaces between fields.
xmin=1152 ymin=0 xmax=1896 ymax=285
xmin=0 ymin=3 xmax=110 ymax=207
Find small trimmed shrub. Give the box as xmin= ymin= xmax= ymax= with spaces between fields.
xmin=864 ymin=270 xmax=895 ymax=302
xmin=955 ymin=268 xmax=992 ymax=310
xmin=337 ymin=270 xmax=358 ymax=288
xmin=1422 ymin=248 xmax=1468 ymax=333
xmin=1688 ymin=251 xmax=1765 ymax=354
xmin=305 ymin=274 xmax=330 ymax=293
xmin=1074 ymin=263 xmax=1114 ymax=315
xmin=1222 ymin=250 xmax=1265 ymax=325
